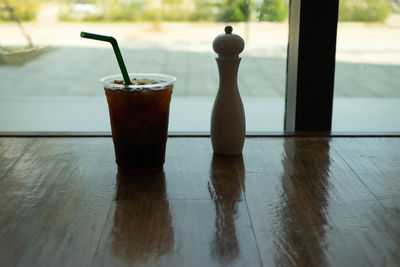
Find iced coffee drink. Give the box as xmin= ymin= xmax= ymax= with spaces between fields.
xmin=101 ymin=73 xmax=176 ymax=174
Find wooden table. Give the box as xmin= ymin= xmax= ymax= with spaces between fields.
xmin=0 ymin=137 xmax=399 ymax=266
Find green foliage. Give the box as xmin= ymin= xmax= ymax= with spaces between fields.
xmin=218 ymin=0 xmax=251 ymax=22
xmin=0 ymin=0 xmax=40 ymax=21
xmin=159 ymin=0 xmax=191 ymax=21
xmin=59 ymin=0 xmax=149 ymax=22
xmin=190 ymin=0 xmax=217 ymax=21
xmin=339 ymin=0 xmax=391 ymax=22
xmin=258 ymin=0 xmax=287 ymax=22
xmin=160 ymin=7 xmax=191 ymax=21
xmin=162 ymin=0 xmax=183 ymax=4
xmin=59 ymin=0 xmax=197 ymax=22
xmin=98 ymin=0 xmax=146 ymax=21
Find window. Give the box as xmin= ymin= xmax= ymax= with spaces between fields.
xmin=332 ymin=0 xmax=400 ymax=132
xmin=6 ymin=0 xmax=395 ymax=135
xmin=0 ymin=0 xmax=289 ymax=134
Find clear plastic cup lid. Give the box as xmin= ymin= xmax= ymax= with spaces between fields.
xmin=100 ymin=73 xmax=177 ymax=90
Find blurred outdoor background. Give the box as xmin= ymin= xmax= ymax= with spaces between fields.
xmin=1 ymin=0 xmax=400 ymax=131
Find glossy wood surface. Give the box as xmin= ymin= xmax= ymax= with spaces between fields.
xmin=0 ymin=137 xmax=399 ymax=266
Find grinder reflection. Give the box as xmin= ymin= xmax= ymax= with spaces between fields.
xmin=208 ymin=154 xmax=245 ymax=264
xmin=111 ymin=171 xmax=174 ymax=264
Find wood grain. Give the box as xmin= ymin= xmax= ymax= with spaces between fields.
xmin=91 ymin=148 xmax=260 ymax=266
xmin=0 ymin=138 xmax=117 ymax=266
xmin=0 ymin=137 xmax=399 ymax=267
xmin=243 ymin=137 xmax=400 ymax=266
xmin=0 ymin=138 xmax=34 ymax=180
xmin=332 ymin=138 xmax=400 ymax=213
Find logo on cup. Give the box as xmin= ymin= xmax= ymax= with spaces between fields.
xmin=129 ymin=113 xmax=161 ymax=146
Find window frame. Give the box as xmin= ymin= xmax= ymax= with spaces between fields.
xmin=284 ymin=0 xmax=339 ymax=132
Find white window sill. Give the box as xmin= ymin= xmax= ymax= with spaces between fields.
xmin=0 ymin=96 xmax=284 ymax=134
xmin=1 ymin=97 xmax=400 ymax=135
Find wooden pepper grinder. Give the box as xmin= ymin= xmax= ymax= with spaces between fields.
xmin=211 ymin=26 xmax=246 ymax=156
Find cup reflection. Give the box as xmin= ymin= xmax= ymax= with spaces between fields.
xmin=111 ymin=171 xmax=174 ymax=264
xmin=208 ymin=154 xmax=245 ymax=264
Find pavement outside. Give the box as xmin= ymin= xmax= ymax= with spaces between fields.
xmin=1 ymin=14 xmax=400 ymax=132
xmin=1 ymin=16 xmax=400 ymax=97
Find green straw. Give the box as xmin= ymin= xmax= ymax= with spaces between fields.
xmin=80 ymin=31 xmax=131 ymax=85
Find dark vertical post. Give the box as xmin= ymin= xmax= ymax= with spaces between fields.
xmin=285 ymin=0 xmax=339 ymax=131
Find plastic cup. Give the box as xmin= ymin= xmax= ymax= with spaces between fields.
xmin=101 ymin=73 xmax=176 ymax=174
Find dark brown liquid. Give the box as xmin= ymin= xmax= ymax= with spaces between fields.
xmin=105 ymin=85 xmax=173 ymax=173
